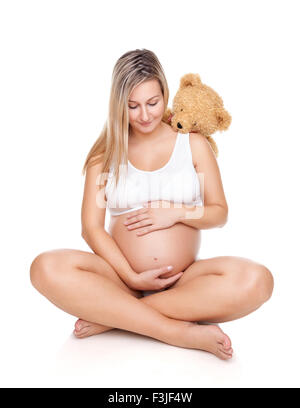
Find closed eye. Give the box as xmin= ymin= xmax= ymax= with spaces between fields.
xmin=129 ymin=102 xmax=158 ymax=109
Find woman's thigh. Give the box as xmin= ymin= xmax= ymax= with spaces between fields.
xmin=32 ymin=248 xmax=143 ymax=298
xmin=168 ymin=255 xmax=268 ymax=290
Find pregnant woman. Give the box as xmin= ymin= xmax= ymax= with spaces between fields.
xmin=30 ymin=49 xmax=274 ymax=360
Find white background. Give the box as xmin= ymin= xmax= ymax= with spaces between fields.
xmin=1 ymin=0 xmax=299 ymax=388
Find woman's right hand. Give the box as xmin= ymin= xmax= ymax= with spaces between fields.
xmin=128 ymin=265 xmax=183 ymax=291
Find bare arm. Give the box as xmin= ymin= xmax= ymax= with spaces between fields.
xmin=82 ymin=228 xmax=137 ymax=285
xmin=176 ymin=133 xmax=228 ymax=229
xmin=177 ymin=203 xmax=228 ymax=229
xmin=81 ymin=157 xmax=137 ymax=286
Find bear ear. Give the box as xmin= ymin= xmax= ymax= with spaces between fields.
xmin=179 ymin=73 xmax=202 ymax=89
xmin=216 ymin=108 xmax=232 ymax=131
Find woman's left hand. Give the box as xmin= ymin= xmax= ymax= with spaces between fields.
xmin=123 ymin=200 xmax=182 ymax=236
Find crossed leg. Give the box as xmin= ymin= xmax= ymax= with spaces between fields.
xmin=74 ymin=253 xmax=273 ymax=340
xmin=30 ymin=249 xmax=237 ymax=359
xmin=142 ymin=255 xmax=274 ymax=322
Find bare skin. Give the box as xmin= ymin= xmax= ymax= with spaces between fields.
xmin=30 ymin=249 xmax=273 ymax=360
xmin=72 ymin=253 xmax=273 ymax=362
xmin=74 ymin=319 xmax=233 ymax=360
xmin=30 ymin=79 xmax=274 ymax=361
xmin=30 ymin=250 xmax=236 ymax=360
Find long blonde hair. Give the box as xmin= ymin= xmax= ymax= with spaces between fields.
xmin=81 ymin=48 xmax=169 ymax=187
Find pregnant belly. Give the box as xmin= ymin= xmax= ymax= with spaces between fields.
xmin=108 ymin=212 xmax=201 ymax=277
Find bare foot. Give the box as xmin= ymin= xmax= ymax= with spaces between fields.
xmin=172 ymin=322 xmax=233 ymax=360
xmin=73 ymin=320 xmax=233 ymax=360
xmin=73 ymin=319 xmax=113 ymax=338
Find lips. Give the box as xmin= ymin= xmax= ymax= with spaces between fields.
xmin=140 ymin=121 xmax=152 ymax=126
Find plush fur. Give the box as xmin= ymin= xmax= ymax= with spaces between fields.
xmin=162 ymin=73 xmax=232 ymax=157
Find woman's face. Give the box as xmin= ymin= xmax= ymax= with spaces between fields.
xmin=128 ymin=79 xmax=165 ymax=134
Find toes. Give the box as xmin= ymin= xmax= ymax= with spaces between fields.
xmin=212 ymin=325 xmax=231 ymax=350
xmin=218 ymin=349 xmax=233 ymax=360
xmin=74 ymin=327 xmax=91 ymax=338
xmin=223 ymin=340 xmax=231 ymax=350
xmin=74 ymin=329 xmax=82 ymax=338
xmin=215 ymin=331 xmax=233 ymax=356
xmin=75 ymin=319 xmax=90 ymax=332
xmin=74 ymin=319 xmax=83 ymax=331
xmin=218 ymin=345 xmax=233 ymax=358
xmin=222 ymin=347 xmax=233 ymax=356
xmin=218 ymin=334 xmax=231 ymax=350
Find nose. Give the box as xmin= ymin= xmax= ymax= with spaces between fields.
xmin=141 ymin=106 xmax=150 ymax=121
xmin=177 ymin=122 xmax=183 ymax=129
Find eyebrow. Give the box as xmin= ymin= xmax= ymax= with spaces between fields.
xmin=128 ymin=94 xmax=160 ymax=103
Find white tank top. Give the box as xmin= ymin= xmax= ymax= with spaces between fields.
xmin=104 ymin=132 xmax=203 ymax=216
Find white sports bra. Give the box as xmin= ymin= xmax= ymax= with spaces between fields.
xmin=104 ymin=132 xmax=203 ymax=216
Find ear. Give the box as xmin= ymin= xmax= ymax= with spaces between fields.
xmin=179 ymin=73 xmax=202 ymax=89
xmin=216 ymin=108 xmax=232 ymax=131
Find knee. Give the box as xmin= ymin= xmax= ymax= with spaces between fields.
xmin=30 ymin=251 xmax=57 ymax=291
xmin=243 ymin=264 xmax=274 ymax=304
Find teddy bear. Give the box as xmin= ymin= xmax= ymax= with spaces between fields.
xmin=162 ymin=73 xmax=232 ymax=157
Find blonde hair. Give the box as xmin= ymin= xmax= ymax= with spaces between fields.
xmin=81 ymin=48 xmax=169 ymax=188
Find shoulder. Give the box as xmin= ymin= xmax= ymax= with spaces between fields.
xmin=87 ymin=154 xmax=104 ymax=169
xmin=85 ymin=154 xmax=109 ymax=191
xmin=163 ymin=122 xmax=177 ymax=138
xmin=189 ymin=132 xmax=211 ymax=147
xmin=189 ymin=132 xmax=215 ymax=170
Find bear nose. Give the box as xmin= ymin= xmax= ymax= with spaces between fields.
xmin=177 ymin=122 xmax=182 ymax=129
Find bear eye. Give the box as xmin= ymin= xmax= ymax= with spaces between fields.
xmin=180 ymin=109 xmax=183 ymax=112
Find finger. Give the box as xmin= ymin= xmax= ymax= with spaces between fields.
xmin=125 ymin=208 xmax=149 ymax=220
xmin=125 ymin=216 xmax=152 ymax=228
xmin=136 ymin=228 xmax=150 ymax=236
xmin=161 ymin=272 xmax=184 ymax=287
xmin=124 ymin=213 xmax=149 ymax=226
xmin=154 ymin=265 xmax=174 ymax=277
xmin=136 ymin=224 xmax=161 ymax=236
